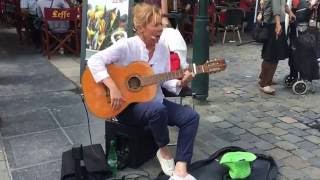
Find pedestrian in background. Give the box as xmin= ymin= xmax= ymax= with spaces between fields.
xmin=20 ymin=0 xmax=41 ymax=48
xmin=258 ymin=0 xmax=294 ymax=95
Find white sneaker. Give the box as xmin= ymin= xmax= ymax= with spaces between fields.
xmin=259 ymin=86 xmax=275 ymax=95
xmin=169 ymin=173 xmax=197 ymax=180
xmin=156 ymin=149 xmax=175 ymax=176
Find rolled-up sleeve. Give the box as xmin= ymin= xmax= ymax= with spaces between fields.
xmin=87 ymin=40 xmax=126 ymax=83
xmin=271 ymin=0 xmax=281 ymax=16
xmin=163 ymin=79 xmax=182 ymax=95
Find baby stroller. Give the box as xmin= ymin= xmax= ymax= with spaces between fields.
xmin=284 ymin=0 xmax=320 ymax=95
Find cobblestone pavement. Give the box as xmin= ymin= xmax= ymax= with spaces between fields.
xmin=116 ymin=40 xmax=320 ymax=180
xmin=185 ymin=42 xmax=320 ymax=180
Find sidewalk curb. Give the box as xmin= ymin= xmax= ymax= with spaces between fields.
xmin=0 ymin=131 xmax=12 ymax=180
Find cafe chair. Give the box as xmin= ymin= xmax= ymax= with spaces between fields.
xmin=220 ymin=8 xmax=244 ymax=44
xmin=2 ymin=0 xmax=28 ymax=43
xmin=42 ymin=7 xmax=80 ymax=59
xmin=162 ymin=86 xmax=195 ymax=110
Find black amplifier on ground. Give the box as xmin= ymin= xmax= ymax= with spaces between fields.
xmin=105 ymin=120 xmax=158 ymax=169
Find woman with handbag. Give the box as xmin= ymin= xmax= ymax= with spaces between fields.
xmin=257 ymin=0 xmax=295 ymax=94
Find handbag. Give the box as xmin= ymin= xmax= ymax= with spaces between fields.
xmin=252 ymin=22 xmax=269 ymax=43
xmin=252 ymin=1 xmax=269 ymax=43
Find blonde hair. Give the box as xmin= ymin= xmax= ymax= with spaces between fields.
xmin=132 ymin=3 xmax=162 ymax=31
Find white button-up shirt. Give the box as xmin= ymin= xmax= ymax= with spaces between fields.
xmin=87 ymin=35 xmax=181 ymax=103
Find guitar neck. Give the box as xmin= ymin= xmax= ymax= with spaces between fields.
xmin=141 ymin=64 xmax=207 ymax=86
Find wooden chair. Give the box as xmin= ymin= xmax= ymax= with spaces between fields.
xmin=42 ymin=7 xmax=80 ymax=59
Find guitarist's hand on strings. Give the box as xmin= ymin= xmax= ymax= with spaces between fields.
xmin=177 ymin=70 xmax=193 ymax=87
xmin=103 ymin=78 xmax=126 ymax=110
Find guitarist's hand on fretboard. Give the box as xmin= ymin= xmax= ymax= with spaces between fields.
xmin=178 ymin=70 xmax=193 ymax=87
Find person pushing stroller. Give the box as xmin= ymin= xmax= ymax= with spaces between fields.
xmin=284 ymin=0 xmax=320 ymax=94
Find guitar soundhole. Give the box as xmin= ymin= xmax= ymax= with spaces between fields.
xmin=128 ymin=76 xmax=141 ymax=90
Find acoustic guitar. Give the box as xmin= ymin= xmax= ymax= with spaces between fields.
xmin=81 ymin=59 xmax=226 ymax=119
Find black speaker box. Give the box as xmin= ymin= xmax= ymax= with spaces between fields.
xmin=105 ymin=121 xmax=158 ymax=169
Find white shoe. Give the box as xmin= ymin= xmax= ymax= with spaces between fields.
xmin=259 ymin=86 xmax=275 ymax=95
xmin=169 ymin=173 xmax=197 ymax=180
xmin=156 ymin=149 xmax=175 ymax=176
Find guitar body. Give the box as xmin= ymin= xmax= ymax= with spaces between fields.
xmin=81 ymin=61 xmax=157 ymax=119
xmin=82 ymin=58 xmax=226 ymax=119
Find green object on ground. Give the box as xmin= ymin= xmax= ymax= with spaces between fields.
xmin=107 ymin=139 xmax=118 ymax=177
xmin=219 ymin=151 xmax=257 ymax=179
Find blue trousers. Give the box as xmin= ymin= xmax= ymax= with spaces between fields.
xmin=117 ymin=99 xmax=199 ymax=163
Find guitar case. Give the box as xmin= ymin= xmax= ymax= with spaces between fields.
xmin=157 ymin=146 xmax=278 ymax=180
xmin=61 ymin=144 xmax=112 ymax=180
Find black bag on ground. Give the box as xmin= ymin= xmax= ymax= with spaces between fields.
xmin=157 ymin=146 xmax=278 ymax=180
xmin=61 ymin=144 xmax=112 ymax=180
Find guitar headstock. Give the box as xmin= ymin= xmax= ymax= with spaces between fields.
xmin=203 ymin=58 xmax=227 ymax=74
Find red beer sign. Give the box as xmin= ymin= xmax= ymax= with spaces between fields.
xmin=52 ymin=10 xmax=71 ymax=19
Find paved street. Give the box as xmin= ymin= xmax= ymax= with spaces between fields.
xmin=1 ymin=26 xmax=320 ymax=180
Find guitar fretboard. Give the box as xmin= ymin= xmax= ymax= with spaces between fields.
xmin=141 ymin=64 xmax=208 ymax=86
